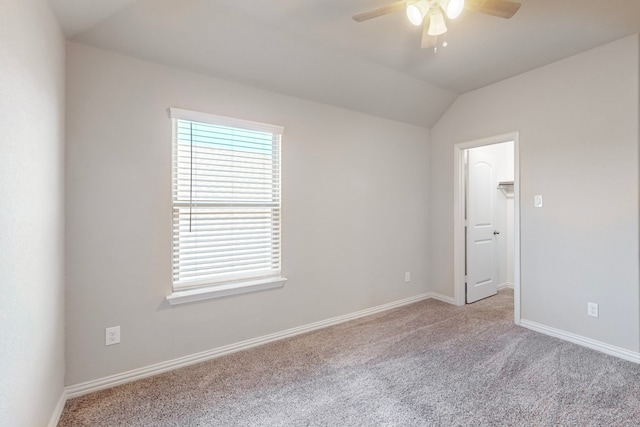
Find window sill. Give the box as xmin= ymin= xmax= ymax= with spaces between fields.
xmin=166 ymin=276 xmax=287 ymax=306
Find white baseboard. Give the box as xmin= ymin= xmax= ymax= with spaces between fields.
xmin=47 ymin=389 xmax=67 ymax=427
xmin=520 ymin=319 xmax=640 ymax=364
xmin=59 ymin=295 xmax=640 ymax=418
xmin=66 ymin=292 xmax=434 ymax=399
xmin=425 ymin=292 xmax=457 ymax=305
xmin=497 ymin=282 xmax=514 ymax=290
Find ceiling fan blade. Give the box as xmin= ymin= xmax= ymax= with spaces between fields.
xmin=465 ymin=0 xmax=521 ymax=19
xmin=352 ymin=1 xmax=407 ymax=22
xmin=421 ymin=20 xmax=437 ymax=49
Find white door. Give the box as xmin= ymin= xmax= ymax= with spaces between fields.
xmin=466 ymin=148 xmax=498 ymax=303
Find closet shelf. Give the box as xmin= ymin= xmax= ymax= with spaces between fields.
xmin=497 ymin=181 xmax=514 ymax=198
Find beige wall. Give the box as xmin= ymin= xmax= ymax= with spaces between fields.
xmin=0 ymin=0 xmax=66 ymax=424
xmin=65 ymin=43 xmax=431 ymax=385
xmin=430 ymin=35 xmax=640 ymax=351
xmin=59 ymin=22 xmax=640 ymax=394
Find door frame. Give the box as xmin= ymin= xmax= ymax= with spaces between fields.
xmin=453 ymin=132 xmax=521 ymax=325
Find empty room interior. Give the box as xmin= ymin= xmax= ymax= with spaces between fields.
xmin=2 ymin=0 xmax=640 ymax=425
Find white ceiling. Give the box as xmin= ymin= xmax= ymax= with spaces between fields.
xmin=49 ymin=0 xmax=640 ymax=127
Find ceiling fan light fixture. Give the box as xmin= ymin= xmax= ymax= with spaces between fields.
xmin=442 ymin=0 xmax=465 ymax=19
xmin=406 ymin=1 xmax=429 ymax=26
xmin=427 ymin=10 xmax=447 ymax=36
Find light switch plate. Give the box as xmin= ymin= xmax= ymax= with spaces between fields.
xmin=534 ymin=195 xmax=543 ymax=208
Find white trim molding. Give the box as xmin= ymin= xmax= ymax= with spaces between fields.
xmin=520 ymin=319 xmax=640 ymax=364
xmin=57 ymin=293 xmax=640 ymax=421
xmin=47 ymin=389 xmax=67 ymax=427
xmin=168 ymin=107 xmax=284 ymax=134
xmin=425 ymin=292 xmax=457 ymax=305
xmin=67 ymin=292 xmax=437 ymax=398
xmin=453 ymin=132 xmax=521 ymax=322
xmin=497 ymin=282 xmax=514 ymax=290
xmin=167 ymin=277 xmax=287 ymax=305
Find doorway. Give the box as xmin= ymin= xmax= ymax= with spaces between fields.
xmin=453 ymin=133 xmax=520 ymax=324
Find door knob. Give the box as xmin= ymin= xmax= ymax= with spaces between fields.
xmin=493 ymin=230 xmax=500 ymax=235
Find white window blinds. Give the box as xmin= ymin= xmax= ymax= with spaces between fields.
xmin=169 ymin=108 xmax=283 ymax=290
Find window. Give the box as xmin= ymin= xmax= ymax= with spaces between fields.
xmin=167 ymin=108 xmax=285 ymax=304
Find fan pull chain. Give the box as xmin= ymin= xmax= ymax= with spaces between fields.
xmin=435 ymin=34 xmax=449 ymax=52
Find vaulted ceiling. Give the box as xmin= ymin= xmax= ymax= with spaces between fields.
xmin=49 ymin=0 xmax=640 ymax=127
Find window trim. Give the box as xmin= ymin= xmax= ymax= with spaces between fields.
xmin=166 ymin=276 xmax=287 ymax=306
xmin=166 ymin=107 xmax=287 ymax=305
xmin=169 ymin=108 xmax=284 ymax=136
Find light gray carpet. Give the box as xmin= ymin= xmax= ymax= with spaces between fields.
xmin=58 ymin=290 xmax=640 ymax=426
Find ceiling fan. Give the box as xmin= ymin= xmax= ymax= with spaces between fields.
xmin=352 ymin=0 xmax=521 ymax=50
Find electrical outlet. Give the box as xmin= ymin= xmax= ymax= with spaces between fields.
xmin=587 ymin=302 xmax=599 ymax=318
xmin=105 ymin=326 xmax=121 ymax=346
xmin=405 ymin=272 xmax=411 ymax=283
